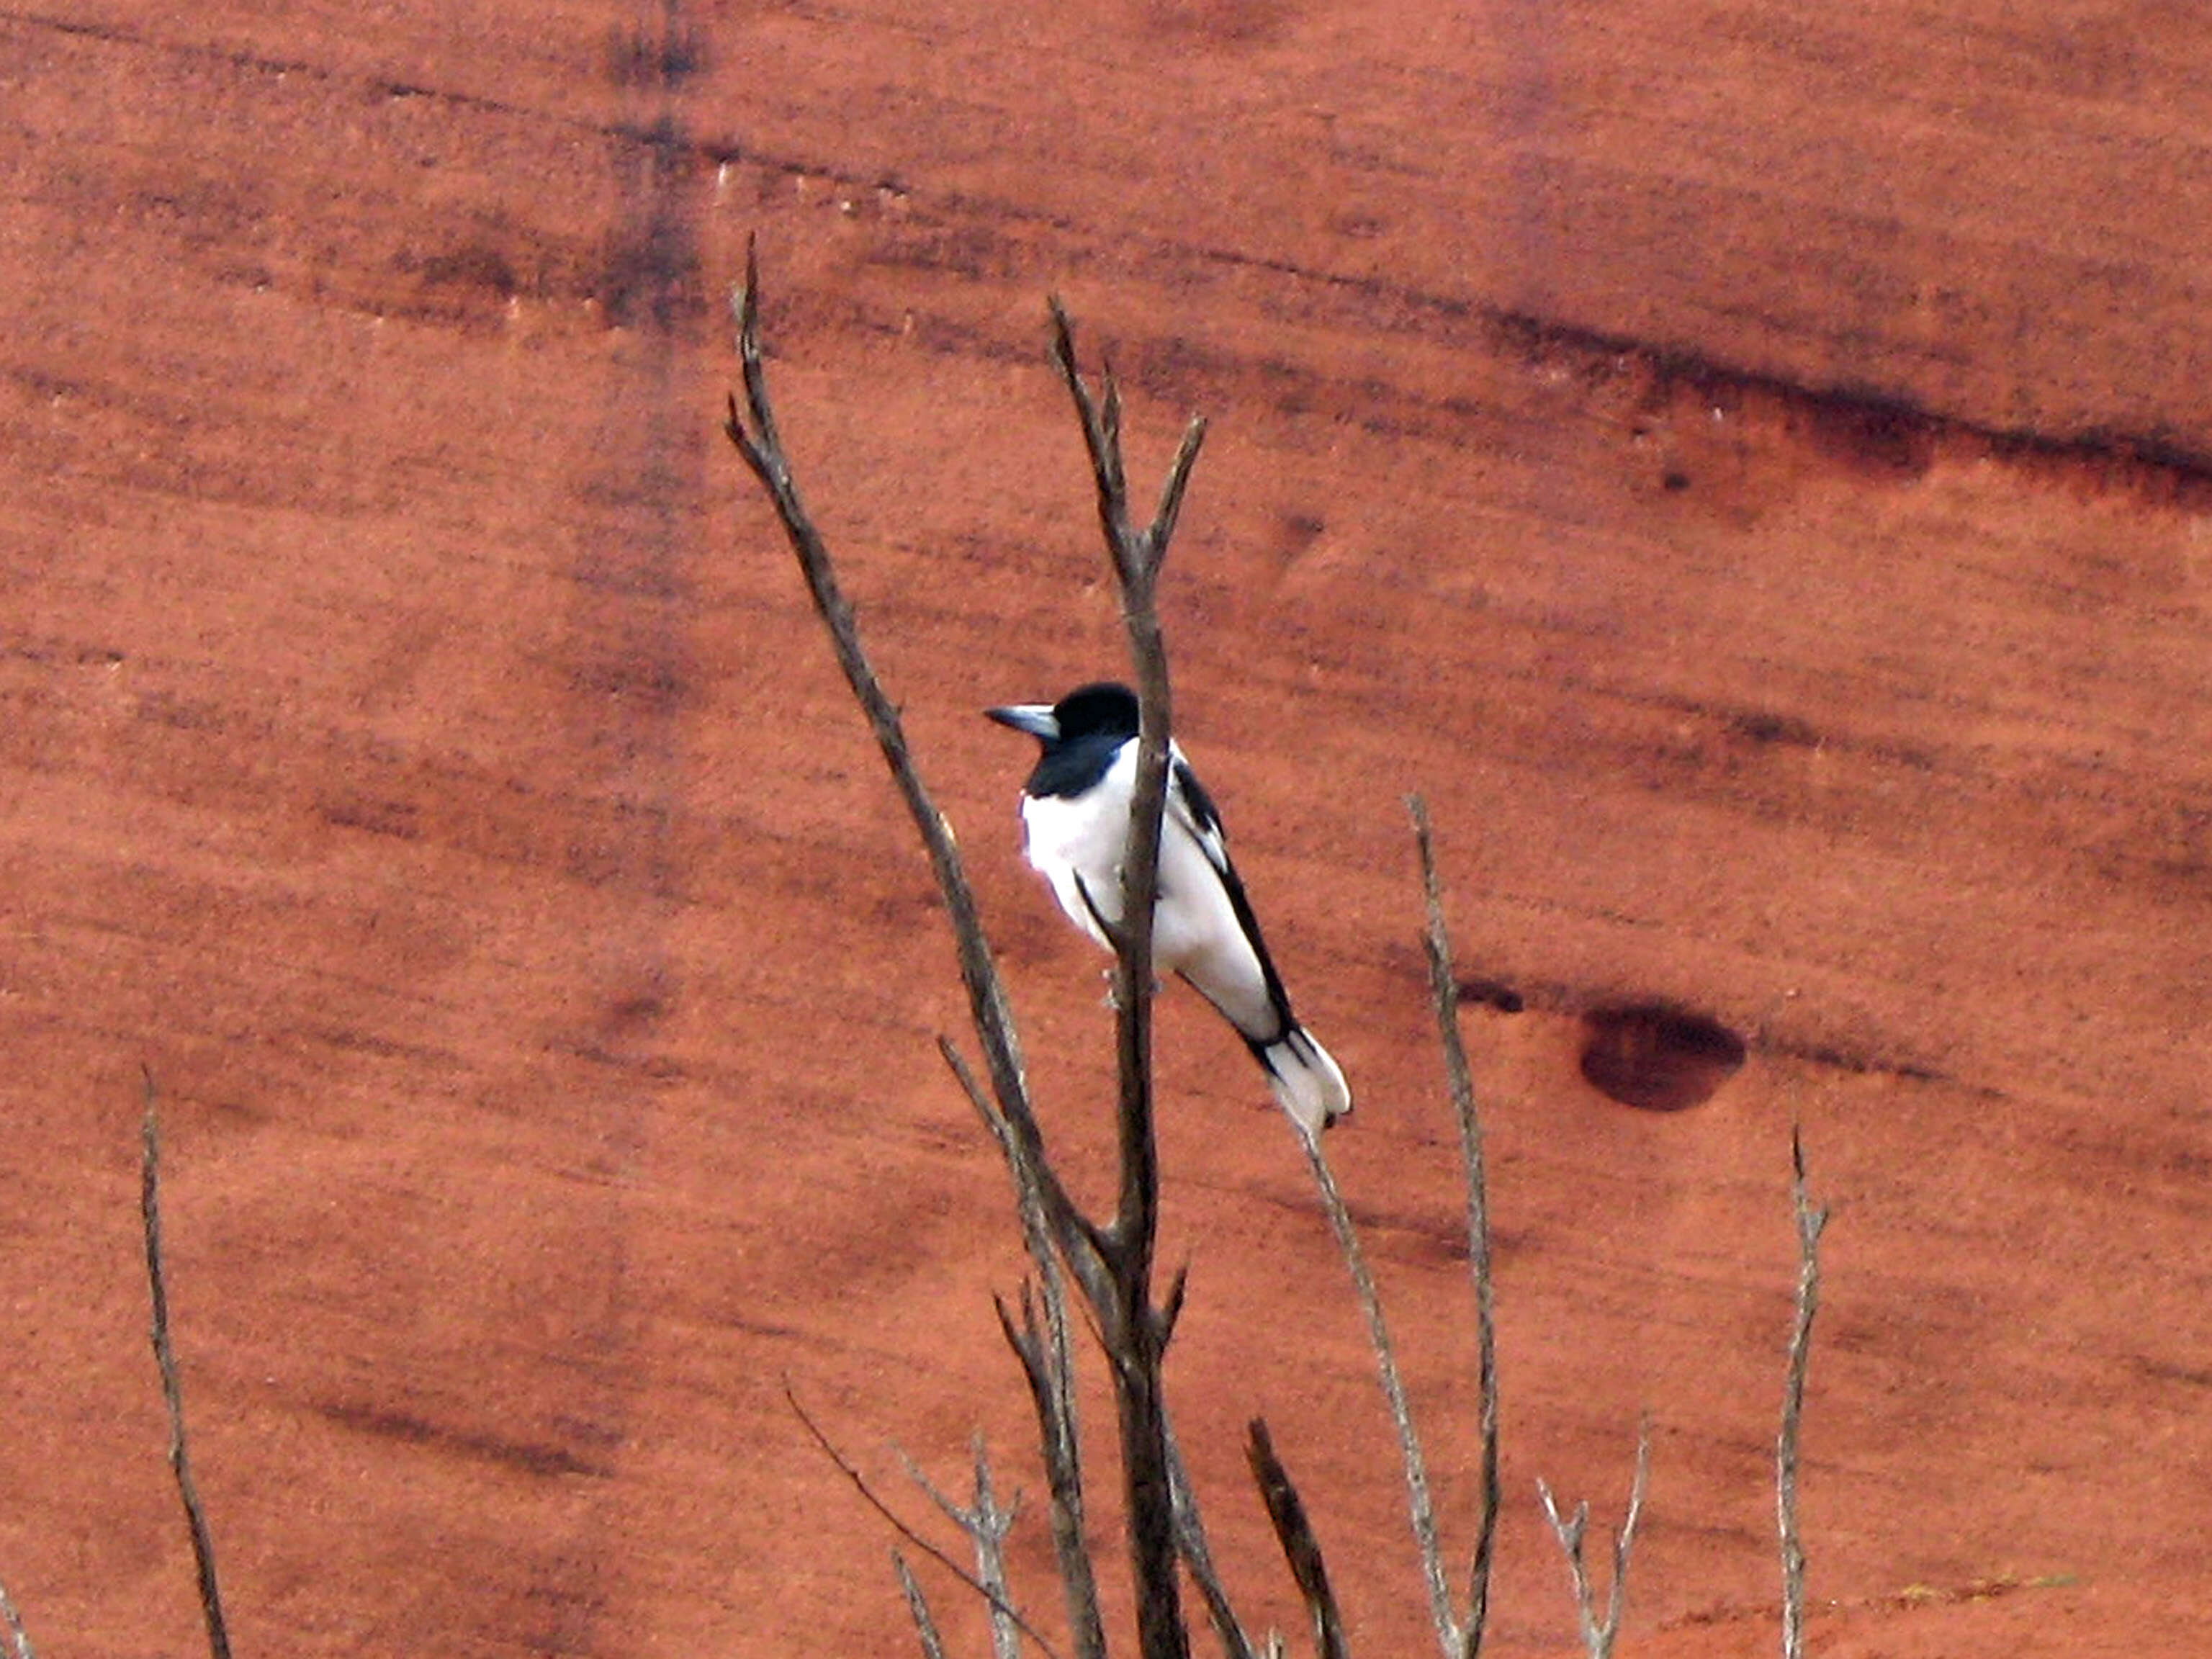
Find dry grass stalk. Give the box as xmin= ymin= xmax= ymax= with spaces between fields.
xmin=139 ymin=1071 xmax=233 ymax=1659
xmin=1409 ymin=798 xmax=1503 ymax=1658
xmin=1779 ymin=1128 xmax=1829 ymax=1659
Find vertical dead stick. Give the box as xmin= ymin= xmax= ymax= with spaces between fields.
xmin=1779 ymin=1127 xmax=1829 ymax=1659
xmin=140 ymin=1071 xmax=233 ymax=1659
xmin=1298 ymin=1131 xmax=1456 ymax=1658
xmin=0 ymin=1578 xmax=36 ymax=1659
xmin=1047 ymin=299 xmax=1200 ymax=1266
xmin=1048 ymin=301 xmax=1206 ymax=1659
xmin=891 ymin=1551 xmax=950 ymax=1659
xmin=1408 ymin=798 xmax=1502 ymax=1658
xmin=1164 ymin=1416 xmax=1259 ymax=1659
xmin=1246 ymin=1419 xmax=1349 ymax=1659
xmin=994 ymin=1285 xmax=1109 ymax=1659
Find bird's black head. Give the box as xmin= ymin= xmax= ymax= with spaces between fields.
xmin=985 ymin=681 xmax=1138 ymax=747
xmin=985 ymin=682 xmax=1140 ymax=798
xmin=1048 ymin=682 xmax=1139 ymax=741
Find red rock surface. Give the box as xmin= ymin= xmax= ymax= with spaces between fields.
xmin=4 ymin=3 xmax=2209 ymax=1655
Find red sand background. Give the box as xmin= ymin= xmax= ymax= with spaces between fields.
xmin=4 ymin=2 xmax=2209 ymax=1654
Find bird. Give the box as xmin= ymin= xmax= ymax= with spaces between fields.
xmin=986 ymin=681 xmax=1351 ymax=1136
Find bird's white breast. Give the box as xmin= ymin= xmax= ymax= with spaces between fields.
xmin=1017 ymin=746 xmax=1274 ymax=1038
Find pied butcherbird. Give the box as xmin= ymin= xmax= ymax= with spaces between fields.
xmin=987 ymin=682 xmax=1351 ymax=1135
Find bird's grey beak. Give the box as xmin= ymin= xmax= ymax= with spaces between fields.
xmin=986 ymin=703 xmax=1059 ymax=740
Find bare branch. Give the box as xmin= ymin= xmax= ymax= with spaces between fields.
xmin=724 ymin=243 xmax=1113 ymax=1318
xmin=1298 ymin=1129 xmax=1457 ymax=1658
xmin=957 ymin=1018 xmax=1107 ymax=1659
xmin=1148 ymin=419 xmax=1209 ymax=561
xmin=891 ymin=1552 xmax=950 ymax=1659
xmin=1048 ymin=301 xmax=1132 ymax=585
xmin=733 ymin=256 xmax=1214 ymax=1659
xmin=1246 ymin=1420 xmax=1349 ymax=1659
xmin=1535 ymin=1421 xmax=1651 ymax=1659
xmin=1049 ymin=302 xmax=1205 ymax=1659
xmin=1047 ymin=305 xmax=1174 ymax=1264
xmin=1779 ymin=1127 xmax=1830 ymax=1659
xmin=786 ymin=1385 xmax=1066 ymax=1659
xmin=0 ymin=1578 xmax=36 ymax=1659
xmin=994 ymin=1288 xmax=1107 ymax=1659
xmin=1164 ymin=1419 xmax=1259 ymax=1659
xmin=140 ymin=1070 xmax=233 ymax=1659
xmin=900 ymin=1437 xmax=1022 ymax=1659
xmin=1408 ymin=798 xmax=1503 ymax=1658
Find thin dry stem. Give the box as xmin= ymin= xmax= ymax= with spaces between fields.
xmin=140 ymin=1071 xmax=233 ymax=1659
xmin=1409 ymin=797 xmax=1503 ymax=1658
xmin=726 ymin=243 xmax=1112 ymax=1315
xmin=786 ymin=1385 xmax=1065 ymax=1659
xmin=892 ymin=1552 xmax=950 ymax=1659
xmin=1779 ymin=1128 xmax=1829 ymax=1659
xmin=1535 ymin=1421 xmax=1652 ymax=1659
xmin=993 ymin=1285 xmax=1107 ymax=1659
xmin=1164 ymin=1413 xmax=1259 ymax=1659
xmin=902 ymin=1437 xmax=1021 ymax=1659
xmin=0 ymin=1579 xmax=35 ymax=1659
xmin=945 ymin=1018 xmax=1105 ymax=1658
xmin=1297 ymin=1129 xmax=1457 ymax=1658
xmin=1246 ymin=1419 xmax=1349 ymax=1659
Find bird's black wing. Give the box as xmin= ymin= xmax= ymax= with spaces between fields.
xmin=1169 ymin=755 xmax=1300 ymax=1043
xmin=1172 ymin=757 xmax=1228 ymax=867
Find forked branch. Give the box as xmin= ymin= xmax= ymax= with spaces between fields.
xmin=1295 ymin=1130 xmax=1453 ymax=1656
xmin=724 ymin=240 xmax=1109 ymax=1318
xmin=729 ymin=244 xmax=1215 ymax=1659
xmin=1046 ymin=299 xmax=1209 ymax=1659
xmin=1536 ymin=1422 xmax=1652 ymax=1659
xmin=786 ymin=1385 xmax=1066 ymax=1659
xmin=1046 ymin=297 xmax=1206 ymax=1269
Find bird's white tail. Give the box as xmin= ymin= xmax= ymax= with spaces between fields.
xmin=1259 ymin=1025 xmax=1352 ymax=1136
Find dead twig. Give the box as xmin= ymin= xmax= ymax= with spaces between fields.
xmin=0 ymin=1578 xmax=35 ymax=1659
xmin=1297 ymin=1128 xmax=1455 ymax=1658
xmin=724 ymin=240 xmax=1113 ymax=1317
xmin=140 ymin=1069 xmax=233 ymax=1659
xmin=1779 ymin=1128 xmax=1829 ymax=1659
xmin=1536 ymin=1421 xmax=1651 ymax=1659
xmin=1047 ymin=301 xmax=1208 ymax=1659
xmin=786 ymin=1384 xmax=1066 ymax=1659
xmin=1161 ymin=1408 xmax=1259 ymax=1659
xmin=891 ymin=1552 xmax=950 ymax=1659
xmin=1246 ymin=1419 xmax=1349 ymax=1659
xmin=1409 ymin=797 xmax=1503 ymax=1659
xmin=993 ymin=1282 xmax=1107 ymax=1659
xmin=901 ymin=1437 xmax=1022 ymax=1659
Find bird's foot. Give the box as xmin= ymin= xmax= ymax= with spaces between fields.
xmin=1099 ymin=967 xmax=1162 ymax=1011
